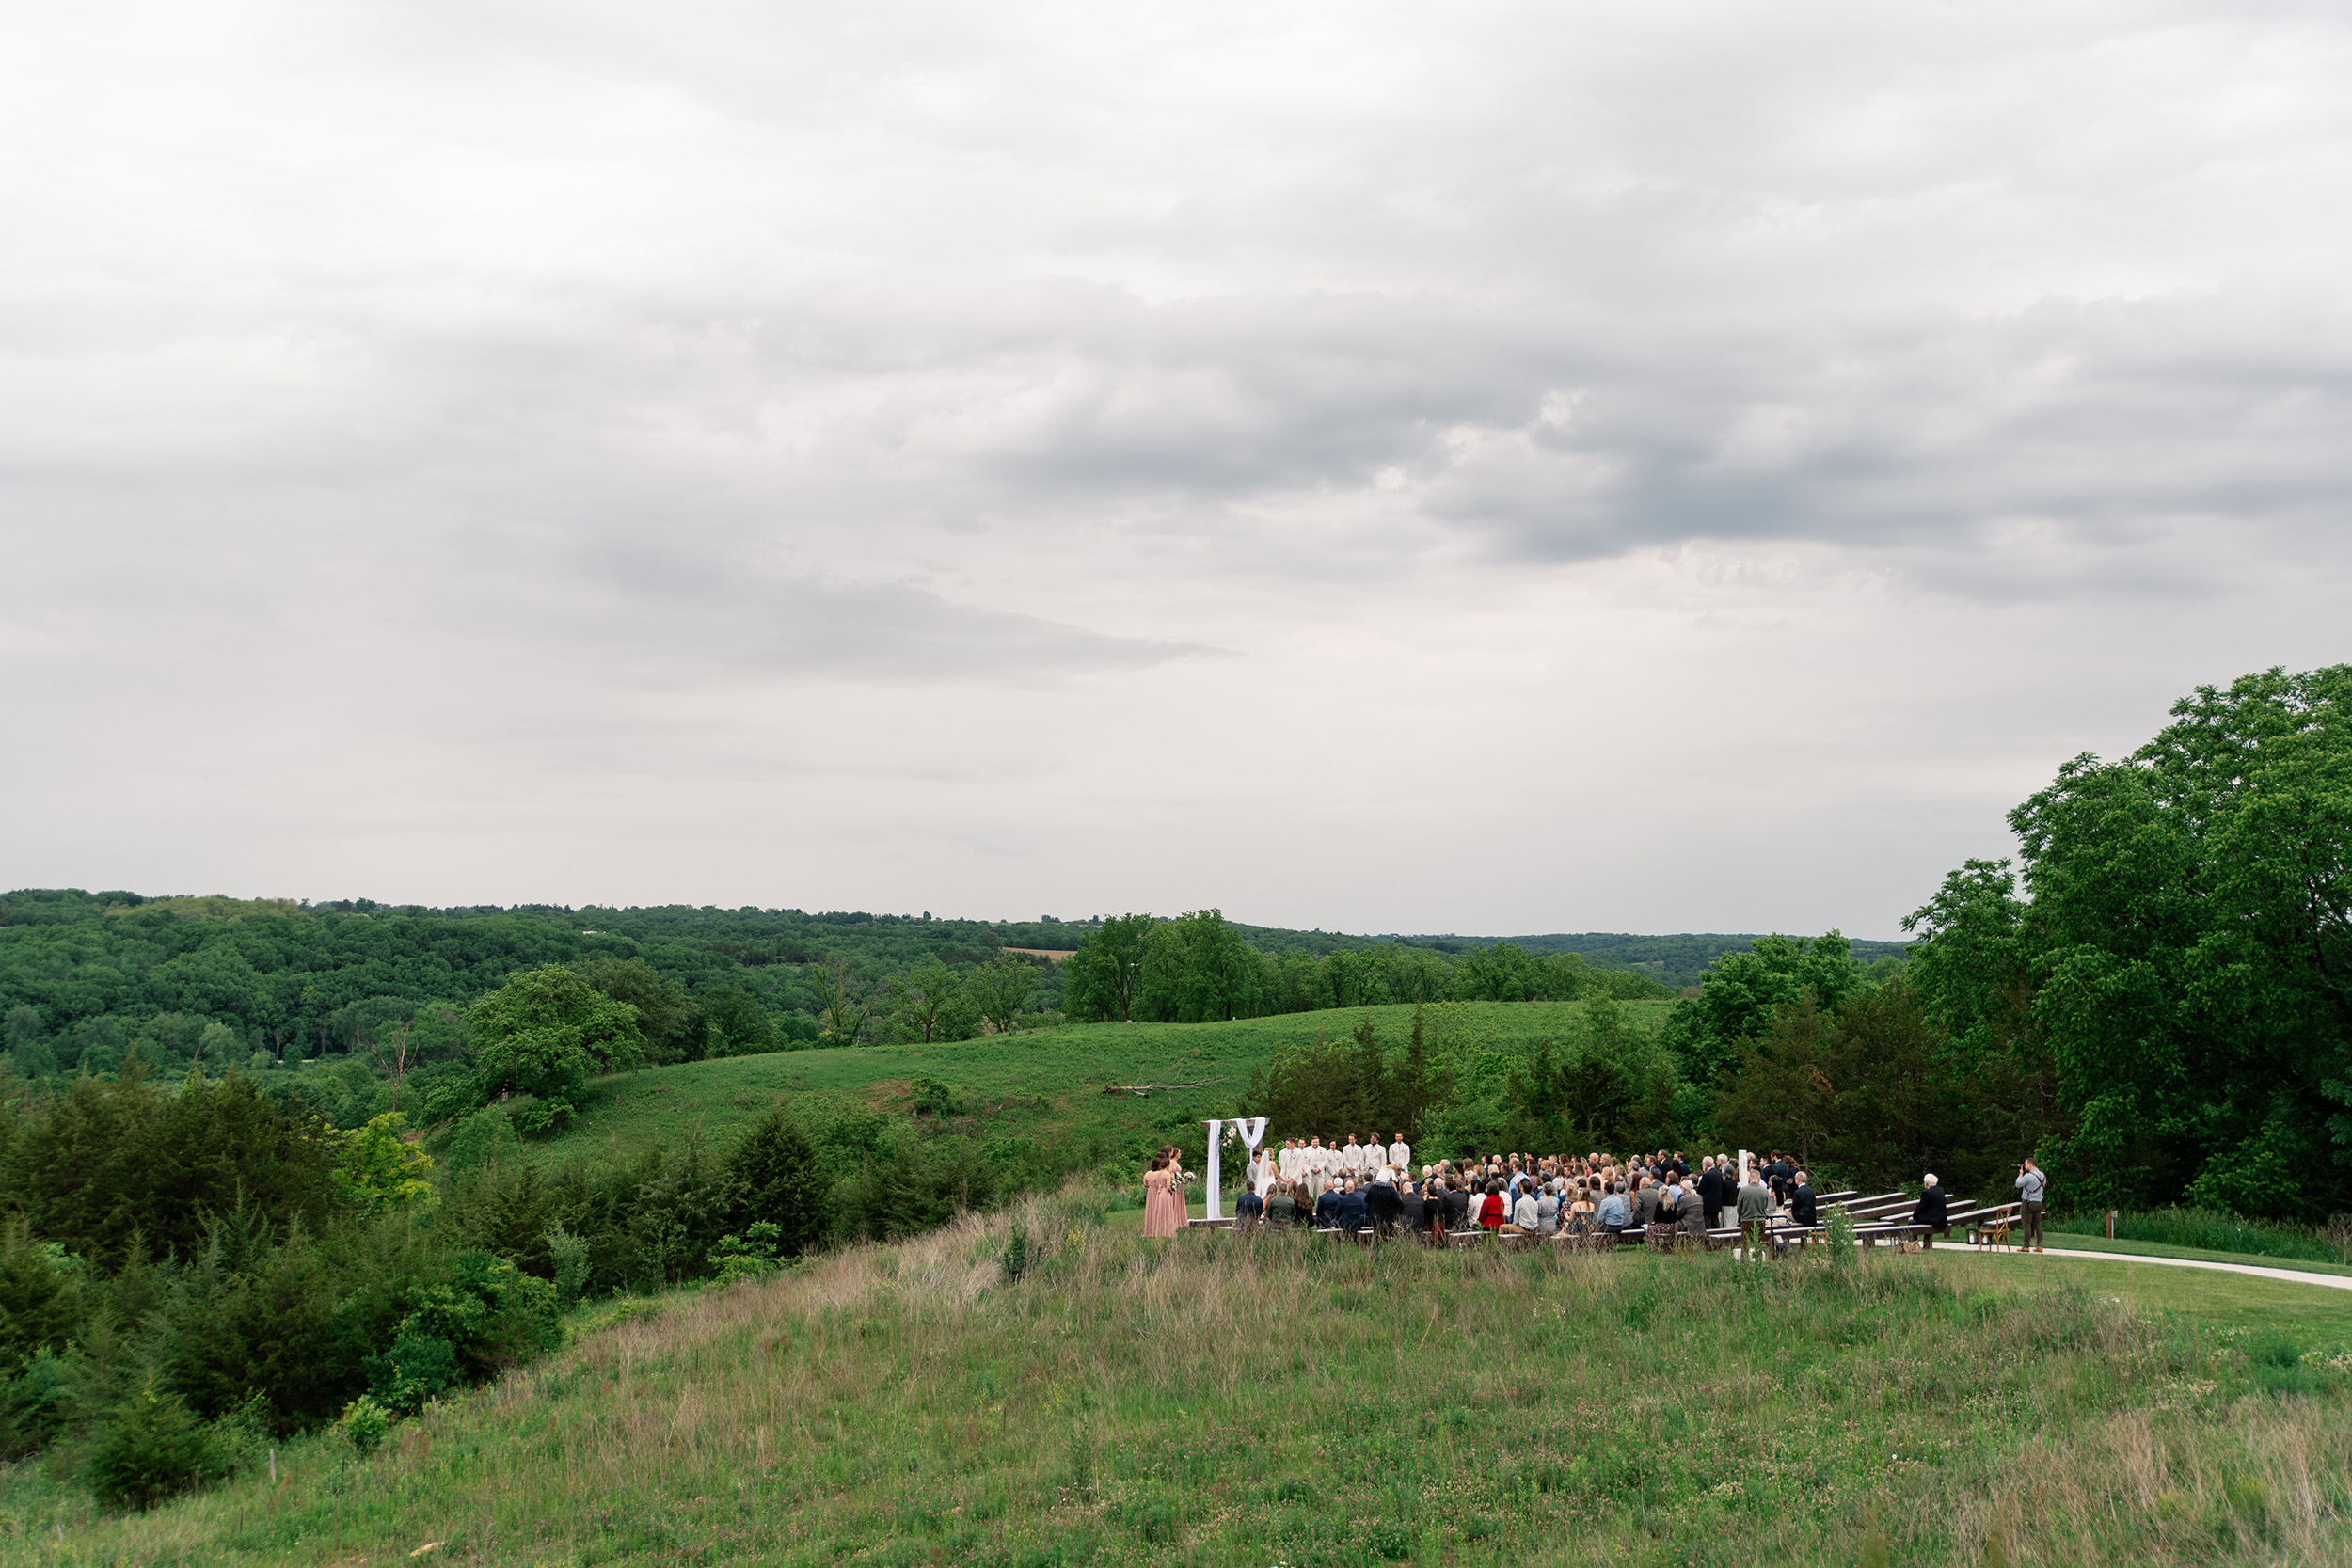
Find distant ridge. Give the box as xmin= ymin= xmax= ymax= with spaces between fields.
xmin=1218 ymin=921 xmax=1908 ymax=990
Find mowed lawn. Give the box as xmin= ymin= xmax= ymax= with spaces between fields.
xmin=30 ymin=1201 xmax=2352 ymax=1568
xmin=1926 ymin=1249 xmax=2352 ymax=1339
xmin=523 ymin=1001 xmax=1672 ymax=1168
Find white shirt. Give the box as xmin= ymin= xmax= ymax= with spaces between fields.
xmin=1388 ymin=1141 xmax=1410 ymax=1170
xmin=1512 ymin=1194 xmax=1541 ymax=1228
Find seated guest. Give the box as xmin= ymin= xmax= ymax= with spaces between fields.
xmin=1677 ymin=1184 xmax=1708 ymax=1239
xmin=1478 ymin=1181 xmax=1507 ymax=1232
xmin=1422 ymin=1178 xmax=1451 ymax=1238
xmin=1597 ymin=1182 xmax=1629 ymax=1236
xmin=1442 ymin=1179 xmax=1471 ymax=1232
xmin=1266 ymin=1181 xmax=1297 ymax=1227
xmin=1235 ymin=1182 xmax=1265 ymax=1229
xmin=1536 ymin=1180 xmax=1562 ymax=1235
xmin=1790 ymin=1172 xmax=1818 ymax=1227
xmin=1398 ymin=1178 xmax=1425 ymax=1234
xmin=1332 ymin=1180 xmax=1370 ymax=1234
xmin=1563 ymin=1183 xmax=1597 ymax=1234
xmin=1631 ymin=1175 xmax=1662 ymax=1230
xmin=1315 ymin=1183 xmax=1348 ymax=1228
xmin=1911 ymin=1174 xmax=1948 ymax=1246
xmin=1505 ymin=1184 xmax=1540 ymax=1234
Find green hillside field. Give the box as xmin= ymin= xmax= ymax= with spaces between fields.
xmin=516 ymin=1000 xmax=1677 ymax=1176
xmin=13 ymin=1196 xmax=2349 ymax=1568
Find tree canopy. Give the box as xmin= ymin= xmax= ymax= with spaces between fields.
xmin=1905 ymin=665 xmax=2352 ymax=1218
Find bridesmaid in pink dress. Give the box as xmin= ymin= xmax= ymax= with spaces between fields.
xmin=1141 ymin=1153 xmax=1184 ymax=1237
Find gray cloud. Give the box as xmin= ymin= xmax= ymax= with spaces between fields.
xmin=4 ymin=0 xmax=2350 ymax=927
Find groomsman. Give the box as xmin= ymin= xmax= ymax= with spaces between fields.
xmin=1387 ymin=1131 xmax=1410 ymax=1172
xmin=1277 ymin=1140 xmax=1302 ymax=1182
xmin=1341 ymin=1135 xmax=1364 ymax=1176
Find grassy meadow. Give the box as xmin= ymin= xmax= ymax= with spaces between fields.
xmin=10 ymin=1194 xmax=2350 ymax=1568
xmin=521 ymin=1001 xmax=1671 ymax=1172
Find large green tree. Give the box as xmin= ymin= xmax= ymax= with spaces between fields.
xmin=1062 ymin=914 xmax=1153 ymax=1022
xmin=1908 ymin=665 xmax=2352 ymax=1218
xmin=1661 ymin=932 xmax=1864 ymax=1087
xmin=466 ymin=966 xmax=646 ymax=1129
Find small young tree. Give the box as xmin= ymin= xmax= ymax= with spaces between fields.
xmin=725 ymin=1107 xmax=829 ymax=1257
xmin=87 ymin=1381 xmax=215 ymax=1511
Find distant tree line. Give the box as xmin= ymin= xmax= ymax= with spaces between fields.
xmin=1061 ymin=911 xmax=1674 ymax=1025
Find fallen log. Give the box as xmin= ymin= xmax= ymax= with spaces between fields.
xmin=1098 ymin=1080 xmax=1218 ymax=1097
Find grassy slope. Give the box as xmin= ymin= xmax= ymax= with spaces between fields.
xmin=529 ymin=1001 xmax=1670 ymax=1169
xmin=1928 ymin=1251 xmax=2352 ymax=1338
xmin=15 ymin=1205 xmax=2350 ymax=1568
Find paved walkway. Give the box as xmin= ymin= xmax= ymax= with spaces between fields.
xmin=1939 ymin=1244 xmax=2352 ymax=1292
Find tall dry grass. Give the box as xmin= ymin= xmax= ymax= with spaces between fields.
xmin=9 ymin=1192 xmax=2351 ymax=1566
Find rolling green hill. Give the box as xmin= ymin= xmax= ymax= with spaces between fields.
xmin=524 ymin=999 xmax=1677 ymax=1174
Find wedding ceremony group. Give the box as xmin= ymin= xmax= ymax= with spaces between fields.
xmin=1138 ymin=1135 xmax=2050 ymax=1256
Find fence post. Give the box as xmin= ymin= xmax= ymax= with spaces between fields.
xmin=2106 ymin=1210 xmax=2117 ymax=1241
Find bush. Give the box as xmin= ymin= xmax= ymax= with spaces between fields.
xmin=340 ymin=1393 xmax=391 ymax=1456
xmin=708 ymin=1223 xmax=786 ymax=1285
xmin=840 ymin=1129 xmax=998 ymax=1243
xmin=0 ymin=1348 xmax=79 ymax=1460
xmin=1825 ymin=1205 xmax=1858 ymax=1268
xmin=401 ymin=1251 xmax=562 ymax=1377
xmin=512 ymin=1095 xmax=576 ymax=1136
xmin=88 ymin=1382 xmax=215 ymax=1512
xmin=546 ymin=1223 xmax=590 ymax=1309
xmin=364 ymin=1332 xmax=462 ymax=1416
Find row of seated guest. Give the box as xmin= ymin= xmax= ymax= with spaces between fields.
xmin=1233 ymin=1154 xmax=1833 ymax=1243
xmin=1240 ymin=1169 xmax=1728 ymax=1242
xmin=1253 ymin=1147 xmax=1806 ymax=1230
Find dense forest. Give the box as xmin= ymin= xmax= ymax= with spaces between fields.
xmin=0 ymin=896 xmax=1709 ymax=1094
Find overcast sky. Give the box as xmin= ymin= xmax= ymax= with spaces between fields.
xmin=5 ymin=1 xmax=2348 ymax=937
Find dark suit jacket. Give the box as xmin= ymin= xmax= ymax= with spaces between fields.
xmin=1698 ymin=1168 xmax=1724 ymax=1212
xmin=1912 ymin=1187 xmax=1948 ymax=1227
xmin=1791 ymin=1185 xmax=1817 ymax=1226
xmin=1632 ymin=1185 xmax=1661 ymax=1227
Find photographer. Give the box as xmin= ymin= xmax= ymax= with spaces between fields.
xmin=2014 ymin=1158 xmax=2047 ymax=1252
